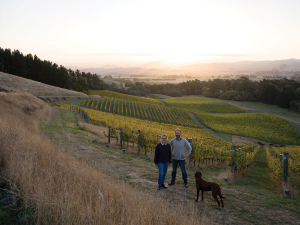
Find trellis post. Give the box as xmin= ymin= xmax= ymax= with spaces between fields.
xmin=108 ymin=126 xmax=111 ymax=144
xmin=283 ymin=151 xmax=289 ymax=182
xmin=231 ymin=144 xmax=236 ymax=173
xmin=119 ymin=128 xmax=122 ymax=149
xmin=137 ymin=130 xmax=141 ymax=155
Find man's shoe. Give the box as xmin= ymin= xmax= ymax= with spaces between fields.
xmin=184 ymin=182 xmax=188 ymax=188
xmin=157 ymin=185 xmax=161 ymax=190
xmin=161 ymin=183 xmax=168 ymax=188
xmin=168 ymin=181 xmax=175 ymax=185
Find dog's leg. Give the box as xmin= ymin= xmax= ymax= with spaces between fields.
xmin=219 ymin=190 xmax=225 ymax=207
xmin=195 ymin=190 xmax=199 ymax=202
xmin=201 ymin=190 xmax=204 ymax=201
xmin=220 ymin=194 xmax=224 ymax=207
xmin=212 ymin=192 xmax=220 ymax=209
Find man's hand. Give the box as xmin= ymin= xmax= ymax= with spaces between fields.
xmin=155 ymin=164 xmax=158 ymax=168
xmin=181 ymin=155 xmax=186 ymax=159
xmin=169 ymin=163 xmax=171 ymax=167
xmin=172 ymin=153 xmax=175 ymax=157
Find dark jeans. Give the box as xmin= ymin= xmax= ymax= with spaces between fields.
xmin=171 ymin=159 xmax=188 ymax=183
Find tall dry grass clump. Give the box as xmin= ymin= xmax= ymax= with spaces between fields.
xmin=0 ymin=92 xmax=208 ymax=224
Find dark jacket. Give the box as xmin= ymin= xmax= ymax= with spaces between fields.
xmin=154 ymin=143 xmax=172 ymax=164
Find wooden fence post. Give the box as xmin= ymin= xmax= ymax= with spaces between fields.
xmin=283 ymin=151 xmax=289 ymax=182
xmin=108 ymin=126 xmax=111 ymax=144
xmin=231 ymin=144 xmax=236 ymax=173
xmin=119 ymin=128 xmax=122 ymax=149
xmin=137 ymin=130 xmax=140 ymax=155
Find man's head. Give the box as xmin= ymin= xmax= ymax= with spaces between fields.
xmin=161 ymin=134 xmax=167 ymax=144
xmin=175 ymin=129 xmax=181 ymax=139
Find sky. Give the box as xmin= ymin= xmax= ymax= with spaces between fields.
xmin=1 ymin=0 xmax=300 ymax=68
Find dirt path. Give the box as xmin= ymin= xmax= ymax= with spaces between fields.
xmin=39 ymin=106 xmax=300 ymax=225
xmin=160 ymin=100 xmax=166 ymax=106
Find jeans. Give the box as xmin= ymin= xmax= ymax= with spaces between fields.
xmin=158 ymin=162 xmax=169 ymax=185
xmin=171 ymin=159 xmax=187 ymax=183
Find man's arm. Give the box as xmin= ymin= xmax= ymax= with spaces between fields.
xmin=169 ymin=139 xmax=174 ymax=157
xmin=184 ymin=139 xmax=192 ymax=157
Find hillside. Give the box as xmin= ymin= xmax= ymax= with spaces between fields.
xmin=0 ymin=72 xmax=89 ymax=102
xmin=43 ymin=104 xmax=300 ymax=225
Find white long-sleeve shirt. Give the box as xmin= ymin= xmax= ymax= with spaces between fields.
xmin=169 ymin=138 xmax=192 ymax=160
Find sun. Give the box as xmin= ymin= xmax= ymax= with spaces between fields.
xmin=164 ymin=54 xmax=198 ymax=64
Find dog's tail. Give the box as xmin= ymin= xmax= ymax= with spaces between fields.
xmin=219 ymin=191 xmax=226 ymax=199
xmin=220 ymin=194 xmax=226 ymax=199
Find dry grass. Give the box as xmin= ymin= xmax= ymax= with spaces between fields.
xmin=0 ymin=92 xmax=209 ymax=224
xmin=0 ymin=72 xmax=89 ymax=102
xmin=217 ymin=169 xmax=235 ymax=182
xmin=277 ymin=181 xmax=300 ymax=200
xmin=78 ymin=121 xmax=108 ymax=137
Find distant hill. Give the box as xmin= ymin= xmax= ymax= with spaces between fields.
xmin=0 ymin=72 xmax=89 ymax=102
xmin=179 ymin=58 xmax=300 ymax=72
xmin=80 ymin=59 xmax=300 ymax=76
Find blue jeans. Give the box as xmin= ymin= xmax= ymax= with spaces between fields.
xmin=171 ymin=159 xmax=188 ymax=183
xmin=158 ymin=162 xmax=169 ymax=185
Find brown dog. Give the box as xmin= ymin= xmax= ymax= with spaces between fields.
xmin=194 ymin=171 xmax=226 ymax=209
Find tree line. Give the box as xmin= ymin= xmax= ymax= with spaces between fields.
xmin=0 ymin=47 xmax=107 ymax=93
xmin=121 ymin=77 xmax=300 ymax=110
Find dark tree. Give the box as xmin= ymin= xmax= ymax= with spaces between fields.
xmin=75 ymin=76 xmax=89 ymax=94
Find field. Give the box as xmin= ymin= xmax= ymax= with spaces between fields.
xmin=1 ymin=92 xmax=300 ymax=224
xmin=163 ymin=97 xmax=244 ymax=113
xmin=46 ymin=104 xmax=300 ymax=224
xmin=195 ymin=112 xmax=300 ymax=145
xmin=162 ymin=96 xmax=300 ymax=144
xmin=82 ymin=98 xmax=200 ymax=128
xmin=89 ymin=90 xmax=161 ymax=105
xmin=0 ymin=92 xmax=205 ymax=224
xmin=198 ymin=96 xmax=300 ymax=136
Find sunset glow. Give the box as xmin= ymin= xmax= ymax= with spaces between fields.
xmin=1 ymin=0 xmax=300 ymax=68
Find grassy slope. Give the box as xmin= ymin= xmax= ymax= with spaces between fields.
xmin=195 ymin=112 xmax=300 ymax=145
xmin=40 ymin=106 xmax=300 ymax=225
xmin=199 ymin=96 xmax=300 ymax=136
xmin=89 ymin=90 xmax=161 ymax=105
xmin=163 ymin=97 xmax=244 ymax=113
xmin=0 ymin=72 xmax=88 ymax=101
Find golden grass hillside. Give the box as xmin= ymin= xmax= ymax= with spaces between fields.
xmin=0 ymin=92 xmax=207 ymax=224
xmin=0 ymin=72 xmax=89 ymax=102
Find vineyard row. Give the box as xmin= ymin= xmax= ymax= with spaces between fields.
xmin=82 ymin=98 xmax=200 ymax=128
